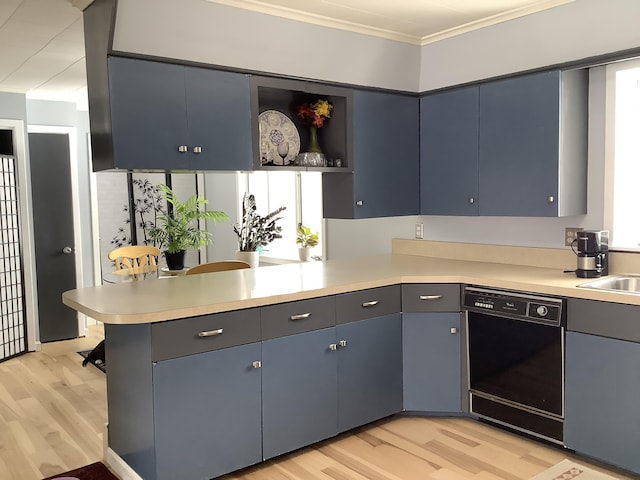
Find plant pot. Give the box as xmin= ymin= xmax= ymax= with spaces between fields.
xmin=298 ymin=247 xmax=311 ymax=262
xmin=236 ymin=250 xmax=259 ymax=268
xmin=164 ymin=250 xmax=186 ymax=271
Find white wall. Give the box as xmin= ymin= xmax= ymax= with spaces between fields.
xmin=419 ymin=0 xmax=640 ymax=91
xmin=113 ymin=0 xmax=421 ymax=92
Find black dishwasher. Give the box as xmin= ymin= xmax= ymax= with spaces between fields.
xmin=464 ymin=286 xmax=565 ymax=443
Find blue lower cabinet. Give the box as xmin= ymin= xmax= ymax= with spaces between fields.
xmin=402 ymin=313 xmax=462 ymax=412
xmin=565 ymin=332 xmax=640 ymax=474
xmin=337 ymin=314 xmax=403 ymax=432
xmin=152 ymin=343 xmax=262 ymax=480
xmin=262 ymin=328 xmax=338 ymax=459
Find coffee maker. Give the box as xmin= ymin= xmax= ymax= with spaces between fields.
xmin=574 ymin=230 xmax=609 ymax=278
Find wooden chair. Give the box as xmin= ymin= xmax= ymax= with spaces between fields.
xmin=186 ymin=260 xmax=251 ymax=275
xmin=108 ymin=245 xmax=161 ymax=274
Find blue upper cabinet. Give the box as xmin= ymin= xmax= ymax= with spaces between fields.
xmin=420 ymin=86 xmax=479 ymax=215
xmin=420 ymin=69 xmax=588 ymax=217
xmin=479 ymin=70 xmax=588 ymax=216
xmin=105 ymin=56 xmax=252 ymax=171
xmin=323 ymin=90 xmax=420 ymax=218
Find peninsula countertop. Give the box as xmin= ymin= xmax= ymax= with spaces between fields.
xmin=62 ymin=254 xmax=640 ymax=325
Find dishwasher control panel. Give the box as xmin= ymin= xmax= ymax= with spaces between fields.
xmin=463 ymin=286 xmax=564 ymax=326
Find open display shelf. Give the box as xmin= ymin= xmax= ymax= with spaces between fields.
xmin=251 ymin=76 xmax=352 ymax=172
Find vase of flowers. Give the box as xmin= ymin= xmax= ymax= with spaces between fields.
xmin=296 ymin=99 xmax=333 ymax=166
xmin=233 ymin=193 xmax=286 ymax=267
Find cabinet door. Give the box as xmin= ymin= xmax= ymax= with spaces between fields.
xmin=108 ymin=57 xmax=191 ymax=170
xmin=402 ymin=312 xmax=462 ymax=412
xmin=153 ymin=343 xmax=262 ymax=480
xmin=185 ymin=67 xmax=253 ymax=171
xmin=337 ymin=314 xmax=402 ymax=432
xmin=565 ymin=332 xmax=640 ymax=474
xmin=351 ymin=90 xmax=419 ymax=218
xmin=479 ymin=71 xmax=560 ymax=216
xmin=262 ymin=327 xmax=338 ymax=459
xmin=420 ymin=87 xmax=479 ymax=215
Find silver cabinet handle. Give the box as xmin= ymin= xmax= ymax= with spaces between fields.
xmin=547 ymin=195 xmax=555 ymax=203
xmin=193 ymin=146 xmax=202 ymax=153
xmin=198 ymin=328 xmax=223 ymax=337
xmin=362 ymin=300 xmax=379 ymax=308
xmin=338 ymin=340 xmax=347 ymax=348
xmin=450 ymin=327 xmax=458 ymax=334
xmin=356 ymin=200 xmax=363 ymax=206
xmin=290 ymin=312 xmax=311 ymax=321
xmin=420 ymin=295 xmax=443 ymax=301
xmin=252 ymin=361 xmax=261 ymax=369
xmin=469 ymin=197 xmax=475 ymax=204
xmin=178 ymin=145 xmax=189 ymax=153
xmin=62 ymin=246 xmax=74 ymax=254
xmin=329 ymin=343 xmax=338 ymax=351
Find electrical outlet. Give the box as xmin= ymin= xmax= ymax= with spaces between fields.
xmin=415 ymin=223 xmax=424 ymax=239
xmin=565 ymin=227 xmax=583 ymax=247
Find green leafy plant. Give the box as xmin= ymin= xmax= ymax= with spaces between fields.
xmin=148 ymin=184 xmax=228 ymax=253
xmin=234 ymin=193 xmax=286 ymax=252
xmin=296 ymin=223 xmax=319 ymax=248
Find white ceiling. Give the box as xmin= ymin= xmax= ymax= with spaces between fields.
xmin=0 ymin=0 xmax=573 ymax=108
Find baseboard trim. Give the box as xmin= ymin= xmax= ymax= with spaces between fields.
xmin=105 ymin=448 xmax=143 ymax=480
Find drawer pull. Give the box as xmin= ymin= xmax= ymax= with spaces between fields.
xmin=198 ymin=328 xmax=223 ymax=337
xmin=362 ymin=300 xmax=379 ymax=308
xmin=450 ymin=327 xmax=458 ymax=334
xmin=290 ymin=312 xmax=312 ymax=321
xmin=329 ymin=343 xmax=338 ymax=351
xmin=338 ymin=340 xmax=347 ymax=348
xmin=252 ymin=361 xmax=262 ymax=369
xmin=420 ymin=295 xmax=443 ymax=301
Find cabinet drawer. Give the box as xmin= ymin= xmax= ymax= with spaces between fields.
xmin=152 ymin=308 xmax=261 ymax=361
xmin=402 ymin=284 xmax=461 ymax=312
xmin=567 ymin=298 xmax=640 ymax=342
xmin=261 ymin=296 xmax=336 ymax=340
xmin=335 ymin=285 xmax=401 ymax=325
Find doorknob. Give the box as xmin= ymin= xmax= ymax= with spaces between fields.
xmin=62 ymin=246 xmax=73 ymax=254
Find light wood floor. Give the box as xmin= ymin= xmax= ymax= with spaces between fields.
xmin=0 ymin=325 xmax=634 ymax=480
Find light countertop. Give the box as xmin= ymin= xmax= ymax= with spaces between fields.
xmin=62 ymin=254 xmax=640 ymax=325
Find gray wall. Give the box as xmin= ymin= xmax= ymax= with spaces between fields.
xmin=112 ymin=0 xmax=421 ymax=92
xmin=419 ymin=0 xmax=640 ymax=91
xmin=0 ymin=92 xmax=28 ymax=121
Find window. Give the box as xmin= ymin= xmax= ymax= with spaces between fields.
xmin=606 ymin=58 xmax=640 ymax=250
xmin=237 ymin=171 xmax=323 ymax=261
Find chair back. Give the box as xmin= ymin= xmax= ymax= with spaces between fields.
xmin=108 ymin=245 xmax=161 ymax=273
xmin=186 ymin=260 xmax=251 ymax=275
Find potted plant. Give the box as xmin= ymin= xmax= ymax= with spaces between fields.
xmin=296 ymin=223 xmax=319 ymax=262
xmin=233 ymin=193 xmax=286 ymax=267
xmin=148 ymin=184 xmax=228 ymax=270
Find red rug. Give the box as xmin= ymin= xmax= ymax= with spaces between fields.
xmin=42 ymin=462 xmax=119 ymax=480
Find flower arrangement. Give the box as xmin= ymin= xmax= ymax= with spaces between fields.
xmin=234 ymin=193 xmax=286 ymax=252
xmin=296 ymin=99 xmax=333 ymax=128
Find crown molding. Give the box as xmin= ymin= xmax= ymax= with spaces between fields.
xmin=208 ymin=0 xmax=574 ymax=46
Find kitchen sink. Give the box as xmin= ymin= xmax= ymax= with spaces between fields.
xmin=578 ymin=275 xmax=640 ymax=294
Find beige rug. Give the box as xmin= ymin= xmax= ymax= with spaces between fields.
xmin=530 ymin=459 xmax=622 ymax=480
